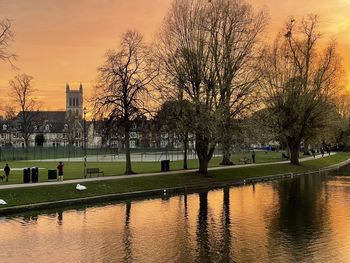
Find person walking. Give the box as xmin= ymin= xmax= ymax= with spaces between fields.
xmin=311 ymin=149 xmax=316 ymax=158
xmin=57 ymin=161 xmax=64 ymax=181
xmin=252 ymin=150 xmax=256 ymax=164
xmin=4 ymin=163 xmax=10 ymax=182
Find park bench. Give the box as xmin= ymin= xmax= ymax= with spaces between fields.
xmin=239 ymin=157 xmax=251 ymax=164
xmin=86 ymin=168 xmax=104 ymax=177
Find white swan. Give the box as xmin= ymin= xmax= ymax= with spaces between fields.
xmin=0 ymin=199 xmax=7 ymax=205
xmin=76 ymin=184 xmax=87 ymax=191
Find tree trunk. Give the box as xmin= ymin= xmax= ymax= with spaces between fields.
xmin=198 ymin=157 xmax=209 ymax=175
xmin=124 ymin=126 xmax=134 ymax=174
xmin=289 ymin=142 xmax=300 ymax=165
xmin=303 ymin=140 xmax=310 ymax=155
xmin=183 ymin=135 xmax=188 ymax=170
xmin=221 ymin=143 xmax=233 ymax=165
xmin=196 ymin=134 xmax=215 ymax=176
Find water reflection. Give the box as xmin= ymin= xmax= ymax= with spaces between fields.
xmin=1 ymin=171 xmax=350 ymax=262
xmin=219 ymin=187 xmax=231 ymax=262
xmin=196 ymin=190 xmax=210 ymax=262
xmin=268 ymin=174 xmax=330 ymax=262
xmin=121 ymin=202 xmax=131 ymax=262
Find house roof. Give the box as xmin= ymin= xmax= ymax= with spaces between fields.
xmin=17 ymin=111 xmax=67 ymax=123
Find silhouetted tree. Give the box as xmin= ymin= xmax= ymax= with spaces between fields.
xmin=0 ymin=19 xmax=15 ymax=65
xmin=156 ymin=99 xmax=195 ymax=169
xmin=93 ymin=30 xmax=158 ymax=174
xmin=35 ymin=133 xmax=45 ymax=146
xmin=260 ymin=16 xmax=342 ymax=165
xmin=10 ymin=74 xmax=39 ymax=147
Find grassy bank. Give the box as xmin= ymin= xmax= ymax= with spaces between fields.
xmin=0 ymin=152 xmax=348 ymax=209
xmin=0 ymin=151 xmax=290 ymax=184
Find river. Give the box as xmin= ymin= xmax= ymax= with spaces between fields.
xmin=1 ymin=167 xmax=350 ymax=262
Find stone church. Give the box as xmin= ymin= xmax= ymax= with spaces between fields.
xmin=0 ymin=83 xmax=102 ymax=148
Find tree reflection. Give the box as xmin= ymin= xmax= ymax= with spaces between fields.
xmin=196 ymin=190 xmax=211 ymax=263
xmin=123 ymin=201 xmax=133 ymax=263
xmin=218 ymin=187 xmax=232 ymax=262
xmin=268 ymin=174 xmax=330 ymax=261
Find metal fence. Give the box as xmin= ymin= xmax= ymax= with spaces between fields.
xmin=0 ymin=145 xmax=223 ymax=162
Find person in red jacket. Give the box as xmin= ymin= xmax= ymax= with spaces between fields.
xmin=57 ymin=161 xmax=64 ymax=181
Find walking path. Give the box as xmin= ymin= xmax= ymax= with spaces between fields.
xmin=0 ymin=153 xmax=334 ymax=190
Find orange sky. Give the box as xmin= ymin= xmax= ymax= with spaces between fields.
xmin=0 ymin=0 xmax=349 ymax=111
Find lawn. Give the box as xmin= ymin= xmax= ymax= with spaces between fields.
xmin=0 ymin=152 xmax=348 ymax=208
xmin=0 ymin=150 xmax=288 ymax=184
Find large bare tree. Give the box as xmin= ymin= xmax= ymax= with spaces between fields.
xmin=260 ymin=16 xmax=342 ymax=165
xmin=206 ymin=0 xmax=266 ymax=165
xmin=157 ymin=0 xmax=218 ymax=175
xmin=157 ymin=0 xmax=266 ymax=173
xmin=10 ymin=74 xmax=39 ymax=147
xmin=93 ymin=30 xmax=158 ymax=174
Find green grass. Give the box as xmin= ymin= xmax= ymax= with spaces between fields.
xmin=0 ymin=151 xmax=287 ymax=184
xmin=0 ymin=152 xmax=348 ymax=208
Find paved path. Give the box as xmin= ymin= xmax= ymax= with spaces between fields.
xmin=0 ymin=153 xmax=334 ymax=190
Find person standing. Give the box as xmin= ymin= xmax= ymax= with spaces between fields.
xmin=4 ymin=163 xmax=10 ymax=182
xmin=252 ymin=150 xmax=256 ymax=164
xmin=57 ymin=161 xmax=64 ymax=181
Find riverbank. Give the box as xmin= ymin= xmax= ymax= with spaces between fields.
xmin=0 ymin=152 xmax=349 ymax=215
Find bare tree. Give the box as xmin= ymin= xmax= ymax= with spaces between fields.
xmin=260 ymin=16 xmax=342 ymax=165
xmin=157 ymin=0 xmax=220 ymax=175
xmin=10 ymin=74 xmax=39 ymax=147
xmin=64 ymin=112 xmax=83 ymax=146
xmin=93 ymin=30 xmax=158 ymax=174
xmin=0 ymin=19 xmax=16 ymax=65
xmin=205 ymin=0 xmax=267 ymax=165
xmin=156 ymin=0 xmax=266 ymax=173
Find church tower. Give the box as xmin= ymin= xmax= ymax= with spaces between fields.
xmin=66 ymin=83 xmax=83 ymax=118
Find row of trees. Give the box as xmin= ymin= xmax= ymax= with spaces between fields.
xmin=93 ymin=0 xmax=345 ymax=175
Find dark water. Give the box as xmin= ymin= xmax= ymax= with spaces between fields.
xmin=1 ymin=168 xmax=350 ymax=263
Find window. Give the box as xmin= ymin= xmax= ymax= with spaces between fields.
xmin=0 ymin=134 xmax=4 ymax=139
xmin=130 ymin=140 xmax=136 ymax=148
xmin=2 ymin=124 xmax=7 ymax=131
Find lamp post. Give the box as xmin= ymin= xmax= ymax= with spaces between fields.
xmin=83 ymin=107 xmax=87 ymax=178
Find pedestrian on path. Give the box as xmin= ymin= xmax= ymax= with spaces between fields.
xmin=57 ymin=161 xmax=64 ymax=181
xmin=311 ymin=149 xmax=316 ymax=158
xmin=4 ymin=163 xmax=10 ymax=182
xmin=252 ymin=150 xmax=256 ymax=164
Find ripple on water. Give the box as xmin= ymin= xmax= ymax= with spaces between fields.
xmin=1 ymin=174 xmax=350 ymax=262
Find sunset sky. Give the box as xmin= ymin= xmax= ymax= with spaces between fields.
xmin=0 ymin=0 xmax=349 ymax=111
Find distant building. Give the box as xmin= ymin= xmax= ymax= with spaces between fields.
xmin=0 ymin=83 xmax=102 ymax=148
